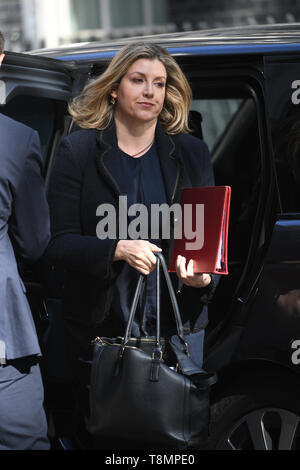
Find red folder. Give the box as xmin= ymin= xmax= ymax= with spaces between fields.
xmin=169 ymin=186 xmax=231 ymax=274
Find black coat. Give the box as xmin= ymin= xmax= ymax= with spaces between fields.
xmin=44 ymin=121 xmax=216 ymax=350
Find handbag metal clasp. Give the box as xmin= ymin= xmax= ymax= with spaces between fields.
xmin=152 ymin=349 xmax=163 ymax=361
xmin=184 ymin=341 xmax=190 ymax=357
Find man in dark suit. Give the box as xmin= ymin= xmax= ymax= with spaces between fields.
xmin=0 ymin=32 xmax=50 ymax=449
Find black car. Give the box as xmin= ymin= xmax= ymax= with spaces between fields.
xmin=1 ymin=23 xmax=300 ymax=450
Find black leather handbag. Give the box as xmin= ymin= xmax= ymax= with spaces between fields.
xmin=88 ymin=253 xmax=216 ymax=449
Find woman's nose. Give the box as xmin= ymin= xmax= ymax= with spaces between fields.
xmin=143 ymin=82 xmax=154 ymax=96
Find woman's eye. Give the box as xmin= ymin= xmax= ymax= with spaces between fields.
xmin=132 ymin=78 xmax=143 ymax=83
xmin=155 ymin=82 xmax=165 ymax=88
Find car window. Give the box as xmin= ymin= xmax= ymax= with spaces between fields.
xmin=0 ymin=95 xmax=66 ymax=173
xmin=264 ymin=60 xmax=300 ymax=213
xmin=1 ymin=96 xmax=54 ymax=158
xmin=191 ymin=98 xmax=244 ymax=151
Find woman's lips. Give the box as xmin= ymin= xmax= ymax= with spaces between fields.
xmin=138 ymin=102 xmax=154 ymax=108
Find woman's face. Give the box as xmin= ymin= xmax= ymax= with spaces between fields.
xmin=111 ymin=58 xmax=167 ymax=126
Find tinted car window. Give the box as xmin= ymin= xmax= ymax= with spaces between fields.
xmin=1 ymin=95 xmax=55 ymax=167
xmin=265 ymin=59 xmax=300 ymax=213
xmin=191 ymin=98 xmax=243 ymax=151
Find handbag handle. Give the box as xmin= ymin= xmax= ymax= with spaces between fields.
xmin=121 ymin=253 xmax=188 ymax=357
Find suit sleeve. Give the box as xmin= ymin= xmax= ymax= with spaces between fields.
xmin=44 ymin=137 xmax=118 ymax=280
xmin=9 ymin=130 xmax=50 ymax=262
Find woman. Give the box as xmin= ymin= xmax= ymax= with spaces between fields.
xmin=44 ymin=42 xmax=216 ymax=448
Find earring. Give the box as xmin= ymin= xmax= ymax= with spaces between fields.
xmin=110 ymin=96 xmax=116 ymax=105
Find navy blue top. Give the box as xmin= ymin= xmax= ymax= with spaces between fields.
xmin=111 ymin=142 xmax=167 ymax=337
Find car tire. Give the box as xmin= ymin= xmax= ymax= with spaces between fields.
xmin=207 ymin=370 xmax=300 ymax=450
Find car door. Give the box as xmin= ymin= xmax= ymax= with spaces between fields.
xmin=236 ymin=56 xmax=300 ymax=374
xmin=0 ymin=50 xmax=75 ymax=171
xmin=0 ymin=50 xmax=75 ymax=335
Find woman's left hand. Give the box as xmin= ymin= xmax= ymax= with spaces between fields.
xmin=176 ymin=255 xmax=211 ymax=288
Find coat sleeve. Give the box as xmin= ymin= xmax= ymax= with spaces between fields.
xmin=9 ymin=130 xmax=50 ymax=262
xmin=177 ymin=138 xmax=219 ymax=305
xmin=44 ymin=137 xmax=118 ymax=280
xmin=187 ymin=138 xmax=215 ymax=187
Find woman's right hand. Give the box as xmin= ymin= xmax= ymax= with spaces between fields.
xmin=113 ymin=240 xmax=162 ymax=275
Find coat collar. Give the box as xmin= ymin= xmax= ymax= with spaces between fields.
xmin=95 ymin=119 xmax=182 ymax=205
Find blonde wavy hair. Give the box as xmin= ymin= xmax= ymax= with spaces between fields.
xmin=69 ymin=42 xmax=192 ymax=134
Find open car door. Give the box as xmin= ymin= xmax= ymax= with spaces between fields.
xmin=0 ymin=50 xmax=76 ymax=337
